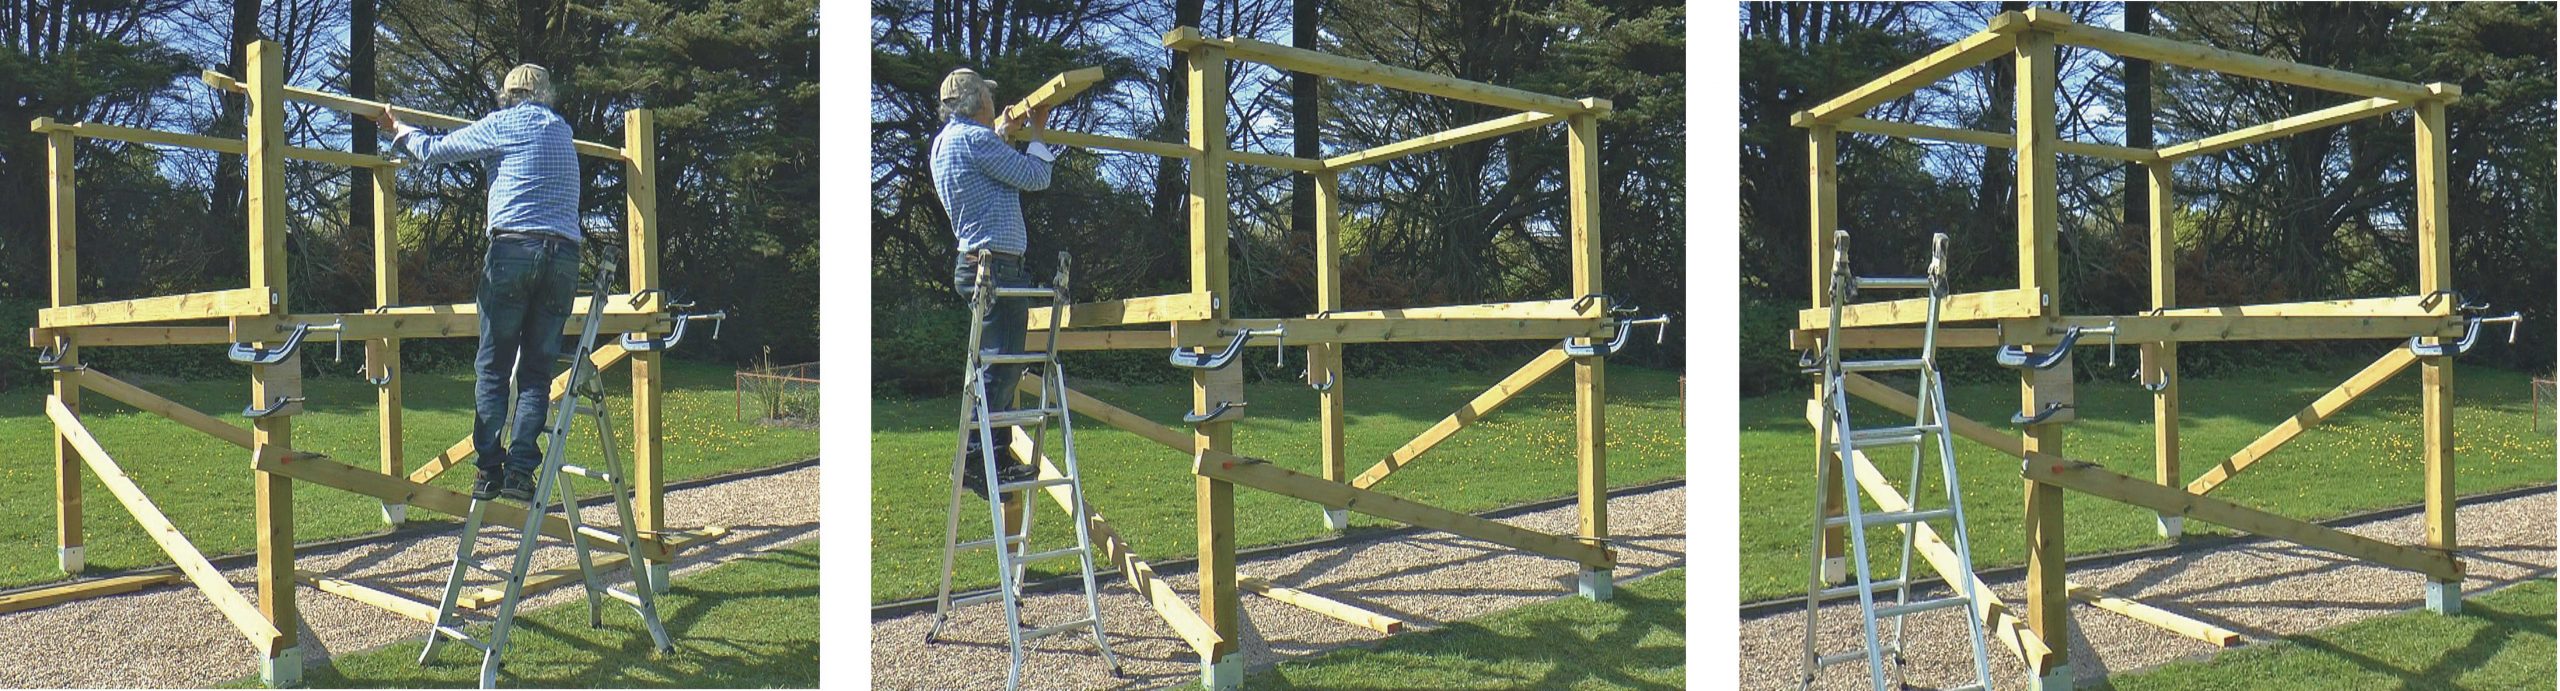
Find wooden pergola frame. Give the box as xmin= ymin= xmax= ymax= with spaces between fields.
xmin=989 ymin=28 xmax=1625 ymax=689
xmin=24 ymin=40 xmax=723 ymax=687
xmin=1791 ymin=10 xmax=2473 ymax=690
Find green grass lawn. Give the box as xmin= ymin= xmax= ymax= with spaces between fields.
xmin=1250 ymin=568 xmax=1685 ymax=689
xmin=2098 ymin=579 xmax=2555 ymax=690
xmin=0 ymin=358 xmax=819 ymax=590
xmin=1739 ymin=359 xmax=2556 ymax=602
xmin=870 ymin=364 xmax=1686 ymax=603
xmin=230 ymin=539 xmax=821 ymax=688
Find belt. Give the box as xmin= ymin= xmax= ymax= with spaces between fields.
xmin=494 ymin=230 xmax=575 ymax=245
xmin=963 ymin=250 xmax=1023 ymax=264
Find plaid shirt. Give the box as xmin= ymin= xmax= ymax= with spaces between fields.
xmin=392 ymin=102 xmax=583 ymax=243
xmin=932 ymin=115 xmax=1051 ymax=255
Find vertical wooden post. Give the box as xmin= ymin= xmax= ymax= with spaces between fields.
xmin=45 ymin=130 xmax=82 ymax=575
xmin=2144 ymin=160 xmax=2181 ymax=538
xmin=244 ymin=39 xmax=301 ymax=686
xmin=1313 ymin=172 xmax=1349 ymax=531
xmin=371 ymin=165 xmax=405 ymax=526
xmin=625 ymin=108 xmax=669 ymax=592
xmin=2014 ymin=27 xmax=2070 ymax=689
xmin=1185 ymin=44 xmax=1243 ymax=690
xmin=2414 ymin=91 xmax=2460 ymax=615
xmin=1568 ymin=107 xmax=1611 ymax=601
xmin=1807 ymin=123 xmax=1846 ymax=583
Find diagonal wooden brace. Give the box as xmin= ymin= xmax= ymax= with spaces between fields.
xmin=2023 ymin=453 xmax=2462 ymax=581
xmin=1197 ymin=448 xmax=1613 ymax=568
xmin=409 ymin=344 xmax=632 ymax=484
xmin=1352 ymin=347 xmax=1571 ymax=489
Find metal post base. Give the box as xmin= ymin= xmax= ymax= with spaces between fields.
xmin=58 ymin=546 xmax=82 ymax=574
xmin=1201 ymin=654 xmax=1242 ymax=690
xmin=1320 ymin=507 xmax=1349 ymax=532
xmin=381 ymin=502 xmax=407 ymax=527
xmin=260 ymin=645 xmax=303 ymax=688
xmin=2426 ymin=580 xmax=2463 ymax=615
xmin=1820 ymin=556 xmax=1846 ymax=584
xmin=1578 ymin=567 xmax=1614 ymax=601
xmin=2155 ymin=514 xmax=2183 ymax=538
xmin=645 ymin=562 xmax=672 ymax=594
xmin=2028 ymin=664 xmax=2073 ymax=691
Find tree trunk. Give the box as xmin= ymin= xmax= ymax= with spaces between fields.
xmin=1290 ymin=0 xmax=1319 ymax=312
xmin=1149 ymin=0 xmax=1205 ymax=285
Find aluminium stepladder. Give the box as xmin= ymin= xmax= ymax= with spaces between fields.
xmin=925 ymin=251 xmax=1122 ymax=690
xmin=420 ymin=261 xmax=672 ymax=689
xmin=1800 ymin=232 xmax=1996 ymax=691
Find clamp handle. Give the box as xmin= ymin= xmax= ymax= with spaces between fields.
xmin=1995 ymin=326 xmax=2085 ymax=370
xmin=229 ymin=321 xmax=327 ymax=366
xmin=35 ymin=335 xmax=79 ymax=372
xmin=1183 ymin=401 xmax=1247 ymax=425
xmin=1170 ymin=326 xmax=1283 ymax=370
xmin=243 ymin=396 xmax=306 ymax=419
xmin=2012 ymin=402 xmax=2071 ymax=426
xmin=1565 ymin=314 xmax=1673 ymax=358
xmin=2409 ymin=312 xmax=2521 ymax=357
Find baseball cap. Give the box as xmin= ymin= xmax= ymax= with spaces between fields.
xmin=504 ymin=64 xmax=551 ymax=95
xmin=940 ymin=68 xmax=996 ymax=103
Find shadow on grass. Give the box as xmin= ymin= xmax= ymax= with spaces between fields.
xmin=1249 ymin=572 xmax=1686 ymax=690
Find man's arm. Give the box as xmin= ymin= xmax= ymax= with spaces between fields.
xmin=390 ymin=109 xmax=512 ymax=166
xmin=967 ymin=128 xmax=1052 ymax=192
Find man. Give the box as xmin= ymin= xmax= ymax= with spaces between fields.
xmin=930 ymin=67 xmax=1061 ymax=527
xmin=376 ymin=64 xmax=583 ymax=502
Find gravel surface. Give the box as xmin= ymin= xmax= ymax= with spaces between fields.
xmin=0 ymin=462 xmax=820 ymax=688
xmin=871 ymin=484 xmax=1688 ymax=690
xmin=1739 ymin=489 xmax=2556 ymax=690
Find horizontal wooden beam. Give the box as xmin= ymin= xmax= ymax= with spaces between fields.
xmin=77 ymin=369 xmax=253 ymax=450
xmin=1352 ymin=347 xmax=1571 ymax=489
xmin=1797 ymin=12 xmax=2024 ymax=123
xmin=1829 ymin=377 xmax=2025 ymax=458
xmin=1172 ymin=317 xmax=1609 ymax=347
xmin=1789 ymin=327 xmax=2005 ymax=350
xmin=1028 ymin=292 xmax=1213 ymax=330
xmin=1017 ymin=374 xmax=1191 ymax=454
xmin=30 ymin=118 xmax=402 ymax=167
xmin=1239 ymin=576 xmax=1406 ymax=633
xmin=258 ymin=447 xmax=675 ymax=561
xmin=2027 ymin=10 xmax=2432 ymax=101
xmin=1228 ymin=150 xmax=1328 ymax=172
xmin=233 ymin=310 xmax=663 ymax=343
xmin=1319 ymin=297 xmax=1599 ymax=321
xmin=1196 ymin=449 xmax=1614 ymax=568
xmin=0 ymin=573 xmax=182 ymax=615
xmin=1834 ymin=117 xmax=2160 ymax=162
xmin=1026 ymin=329 xmax=1173 ymax=352
xmin=2023 ymin=314 xmax=2462 ymax=344
xmin=999 ymin=67 xmax=1105 ymax=129
xmin=2150 ymin=295 xmax=2448 ymax=318
xmin=31 ymin=325 xmax=236 ymax=348
xmin=1842 ymin=447 xmax=2053 ymax=670
xmin=200 ymin=70 xmax=625 ymax=159
xmin=1798 ymin=287 xmax=2042 ymax=331
xmin=48 ymin=397 xmax=284 ymax=654
xmin=410 ymin=345 xmax=631 ymax=484
xmin=2022 ymin=454 xmax=2462 ymax=580
xmin=1163 ymin=28 xmax=1603 ymax=116
xmin=454 ymin=527 xmax=728 ymax=609
xmin=1007 ymin=129 xmax=1197 ymax=159
xmin=2188 ymin=349 xmax=2416 ymax=495
xmin=2065 ymin=580 xmax=2242 ymax=647
xmin=39 ymin=287 xmax=272 ymax=328
xmin=1009 ymin=445 xmax=1221 ymax=657
xmin=1324 ymin=111 xmax=1567 ymax=171
xmin=2159 ymin=97 xmax=2408 ymax=161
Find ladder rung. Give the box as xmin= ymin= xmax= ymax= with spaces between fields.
xmin=1845 ymin=425 xmax=1935 ymax=447
xmin=1854 ymin=276 xmax=1933 ymax=291
xmin=434 ymin=625 xmax=493 ymax=652
xmin=1942 ymin=685 xmax=1988 ymax=691
xmin=1014 ymin=546 xmax=1087 ymax=565
xmin=574 ymin=525 xmax=634 ymax=545
xmin=955 ymin=534 xmax=1028 ymax=552
xmin=558 ymin=463 xmax=618 ymax=484
xmin=990 ymin=287 xmax=1058 ymax=299
xmin=995 ymin=477 xmax=1075 ymax=494
xmin=1838 ymin=357 xmax=1926 ymax=372
xmin=977 ymin=408 xmax=1057 ymax=427
xmin=1020 ymin=617 xmax=1096 ymax=641
xmin=1874 ymin=596 xmax=1972 ymax=619
xmin=1814 ymin=579 xmax=1906 ymax=602
xmin=466 ymin=561 xmax=516 ymax=580
xmin=1825 ymin=508 xmax=1953 ymax=528
xmin=951 ymin=590 xmax=1008 ymax=608
xmin=1815 ymin=650 xmax=1870 ymax=668
xmin=979 ymin=353 xmax=1051 ymax=366
xmin=605 ymin=585 xmax=648 ymax=609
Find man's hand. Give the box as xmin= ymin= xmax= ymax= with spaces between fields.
xmin=1029 ymin=106 xmax=1051 ymax=131
xmin=372 ymin=106 xmax=400 ymax=133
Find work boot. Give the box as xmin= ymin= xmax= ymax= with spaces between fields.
xmin=471 ymin=467 xmax=505 ymax=501
xmin=499 ymin=465 xmax=538 ymax=502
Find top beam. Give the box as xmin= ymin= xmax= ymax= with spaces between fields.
xmin=1795 ymin=12 xmax=2025 ymax=124
xmin=1000 ymin=67 xmax=1105 ymax=129
xmin=1163 ymin=28 xmax=1605 ymax=116
xmin=1324 ymin=110 xmax=1568 ymax=171
xmin=1831 ymin=117 xmax=2159 ymax=163
xmin=2158 ymin=96 xmax=2410 ymax=161
xmin=202 ymin=70 xmax=625 ymax=160
xmin=2025 ymin=10 xmax=2431 ymax=101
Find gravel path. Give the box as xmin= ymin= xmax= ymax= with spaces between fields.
xmin=1739 ymin=489 xmax=2556 ymax=690
xmin=0 ymin=462 xmax=820 ymax=688
xmin=871 ymin=484 xmax=1688 ymax=690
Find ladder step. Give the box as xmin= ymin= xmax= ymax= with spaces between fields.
xmin=1020 ymin=617 xmax=1096 ymax=641
xmin=1815 ymin=650 xmax=1870 ymax=668
xmin=1854 ymin=276 xmax=1934 ymax=291
xmin=1874 ymin=596 xmax=1972 ymax=619
xmin=995 ymin=477 xmax=1075 ymax=494
xmin=955 ymin=534 xmax=1027 ymax=552
xmin=1845 ymin=425 xmax=1936 ymax=447
xmin=1838 ymin=357 xmax=1927 ymax=372
xmin=1814 ymin=579 xmax=1907 ymax=602
xmin=558 ymin=463 xmax=618 ymax=484
xmin=605 ymin=585 xmax=648 ymax=609
xmin=951 ymin=590 xmax=1010 ymax=608
xmin=979 ymin=353 xmax=1051 ymax=366
xmin=976 ymin=408 xmax=1058 ymax=427
xmin=1014 ymin=546 xmax=1087 ymax=565
xmin=990 ymin=287 xmax=1058 ymax=299
xmin=574 ymin=525 xmax=635 ymax=546
xmin=434 ymin=625 xmax=494 ymax=652
xmin=1825 ymin=508 xmax=1953 ymax=528
xmin=465 ymin=560 xmax=517 ymax=580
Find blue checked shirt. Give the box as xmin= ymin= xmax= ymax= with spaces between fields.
xmin=392 ymin=102 xmax=583 ymax=243
xmin=932 ymin=115 xmax=1052 ymax=255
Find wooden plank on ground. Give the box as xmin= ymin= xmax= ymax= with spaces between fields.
xmin=2065 ymin=580 xmax=2241 ymax=647
xmin=2187 ymin=349 xmax=2416 ymax=495
xmin=409 ymin=344 xmax=631 ymax=484
xmin=1351 ymin=347 xmax=1571 ymax=489
xmin=2022 ymin=454 xmax=2463 ymax=581
xmin=1239 ymin=576 xmax=1406 ymax=633
xmin=38 ymin=287 xmax=272 ymax=328
xmin=256 ymin=449 xmax=675 ymax=561
xmin=47 ymin=397 xmax=283 ymax=653
xmin=1195 ymin=449 xmax=1613 ymax=568
xmin=1841 ymin=448 xmax=2054 ymax=671
xmin=76 ymin=369 xmax=253 ymax=449
xmin=0 ymin=573 xmax=182 ymax=615
xmin=302 ymin=574 xmax=440 ymax=623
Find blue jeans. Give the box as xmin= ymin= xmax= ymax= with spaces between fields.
xmin=954 ymin=252 xmax=1035 ymax=494
xmin=474 ymin=233 xmax=582 ymax=474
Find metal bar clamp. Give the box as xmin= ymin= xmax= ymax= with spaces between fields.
xmin=1170 ymin=326 xmax=1284 ymax=370
xmin=243 ymin=396 xmax=306 ymax=419
xmin=2409 ymin=312 xmax=2521 ymax=357
xmin=1564 ymin=315 xmax=1672 ymax=357
xmin=229 ymin=319 xmax=342 ymax=366
xmin=1993 ymin=324 xmax=2100 ymax=371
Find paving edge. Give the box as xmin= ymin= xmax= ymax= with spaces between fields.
xmin=1736 ymin=481 xmax=2557 ymax=619
xmin=0 ymin=456 xmax=822 ymax=603
xmin=870 ymin=476 xmax=1691 ymax=620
